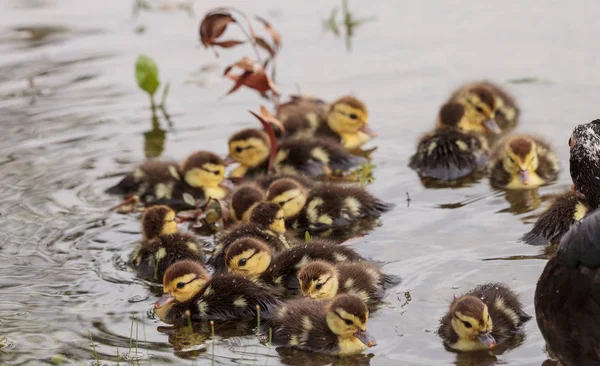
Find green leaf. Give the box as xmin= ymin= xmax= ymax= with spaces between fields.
xmin=304 ymin=231 xmax=312 ymax=242
xmin=182 ymin=193 xmax=196 ymax=207
xmin=135 ymin=55 xmax=160 ymax=97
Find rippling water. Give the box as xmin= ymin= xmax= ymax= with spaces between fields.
xmin=1 ymin=0 xmax=599 ymax=365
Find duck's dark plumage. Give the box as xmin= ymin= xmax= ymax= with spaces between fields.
xmin=522 ymin=191 xmax=590 ymax=246
xmin=535 ymin=210 xmax=600 ymax=365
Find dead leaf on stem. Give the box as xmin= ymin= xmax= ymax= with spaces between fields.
xmin=223 ymin=57 xmax=279 ymax=97
xmin=199 ymin=11 xmax=244 ymax=50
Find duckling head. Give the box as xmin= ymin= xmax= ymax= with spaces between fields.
xmin=570 ymin=119 xmax=600 ymax=208
xmin=249 ymin=202 xmax=286 ymax=234
xmin=141 ymin=205 xmax=178 ymax=240
xmin=501 ymin=136 xmax=539 ymax=187
xmin=180 ymin=151 xmax=226 ymax=188
xmin=228 ymin=129 xmax=271 ymax=169
xmin=229 ymin=184 xmax=265 ymax=222
xmin=327 ymin=96 xmax=374 ymax=149
xmin=225 ymin=237 xmax=272 ymax=279
xmin=298 ymin=260 xmax=339 ymax=300
xmin=155 ymin=260 xmax=210 ymax=309
xmin=325 ymin=294 xmax=375 ymax=350
xmin=441 ymin=87 xmax=499 ymax=134
xmin=449 ymin=295 xmax=496 ymax=350
xmin=266 ymin=178 xmax=308 ymax=220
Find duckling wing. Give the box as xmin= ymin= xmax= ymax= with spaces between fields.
xmin=105 ymin=160 xmax=180 ymax=196
xmin=535 ymin=210 xmax=600 ymax=365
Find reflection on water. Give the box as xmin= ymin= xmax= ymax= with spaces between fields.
xmin=1 ymin=0 xmax=598 ymax=365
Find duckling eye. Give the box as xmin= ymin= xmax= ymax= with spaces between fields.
xmin=315 ymin=283 xmax=323 ymax=290
xmin=344 ymin=319 xmax=353 ymax=326
xmin=235 ymin=146 xmax=243 ymax=153
xmin=462 ymin=321 xmax=472 ymax=328
xmin=475 ymin=106 xmax=484 ymax=113
xmin=349 ymin=113 xmax=358 ymax=120
xmin=239 ymin=258 xmax=247 ymax=266
xmin=278 ymin=201 xmax=286 ymax=205
xmin=176 ymin=282 xmax=185 ymax=289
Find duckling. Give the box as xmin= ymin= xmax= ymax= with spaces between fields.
xmin=226 ymin=237 xmax=366 ymax=294
xmin=448 ymin=81 xmax=519 ymax=135
xmin=105 ymin=151 xmax=228 ymax=210
xmin=154 ymin=260 xmax=280 ymax=325
xmin=535 ymin=209 xmax=600 ymax=366
xmin=265 ymin=177 xmax=393 ymax=231
xmin=270 ymin=294 xmax=375 ymax=355
xmin=276 ymin=95 xmax=375 ymax=150
xmin=522 ymin=119 xmax=600 ymax=245
xmin=297 ymin=260 xmax=401 ymax=312
xmin=130 ymin=205 xmax=205 ymax=280
xmin=437 ymin=283 xmax=531 ymax=352
xmin=442 ymin=84 xmax=500 ymax=136
xmin=227 ymin=128 xmax=363 ymax=178
xmin=489 ymin=135 xmax=559 ymax=190
xmin=209 ymin=202 xmax=290 ymax=274
xmin=228 ymin=184 xmax=265 ymax=223
xmin=409 ymin=103 xmax=489 ymax=181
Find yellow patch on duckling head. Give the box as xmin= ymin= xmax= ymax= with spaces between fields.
xmin=457 ymin=87 xmax=498 ymax=134
xmin=160 ymin=210 xmax=178 ymax=236
xmin=184 ymin=163 xmax=226 ymax=189
xmin=229 ymin=137 xmax=270 ymax=168
xmin=225 ymin=238 xmax=272 ymax=279
xmin=448 ymin=295 xmax=495 ymax=351
xmin=502 ymin=136 xmax=545 ymax=189
xmin=325 ymin=294 xmax=372 ymax=355
xmin=162 ymin=261 xmax=210 ymax=303
xmin=269 ymin=188 xmax=307 ymax=220
xmin=298 ymin=261 xmax=339 ymax=300
xmin=327 ymin=97 xmax=369 ymax=132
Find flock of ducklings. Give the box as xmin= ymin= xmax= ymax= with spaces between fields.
xmin=106 ymin=84 xmax=600 ymax=364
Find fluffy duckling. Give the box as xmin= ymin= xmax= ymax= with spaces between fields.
xmin=438 ymin=283 xmax=531 ymax=352
xmin=522 ymin=120 xmax=600 ymax=245
xmin=489 ymin=135 xmax=559 ymax=189
xmin=535 ymin=209 xmax=600 ymax=366
xmin=276 ymin=95 xmax=375 ymax=150
xmin=130 ymin=206 xmax=205 ymax=280
xmin=209 ymin=202 xmax=289 ymax=274
xmin=409 ymin=104 xmax=489 ymax=181
xmin=227 ymin=129 xmax=363 ymax=178
xmin=228 ymin=184 xmax=265 ymax=223
xmin=448 ymin=81 xmax=519 ymax=135
xmin=298 ymin=260 xmax=401 ymax=311
xmin=106 ymin=151 xmax=228 ymax=209
xmin=270 ymin=294 xmax=375 ymax=355
xmin=226 ymin=238 xmax=366 ymax=294
xmin=154 ymin=260 xmax=280 ymax=324
xmin=265 ymin=178 xmax=393 ymax=231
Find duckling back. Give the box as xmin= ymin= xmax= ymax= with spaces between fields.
xmin=105 ymin=160 xmax=180 ymax=197
xmin=535 ymin=210 xmax=600 ymax=366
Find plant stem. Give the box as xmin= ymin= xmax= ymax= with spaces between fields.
xmin=210 ymin=320 xmax=215 ymax=366
xmin=88 ymin=331 xmax=99 ymax=362
xmin=135 ymin=313 xmax=139 ymax=354
xmin=129 ymin=315 xmax=134 ymax=352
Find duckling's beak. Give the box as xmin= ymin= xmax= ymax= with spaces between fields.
xmin=354 ymin=329 xmax=376 ymax=347
xmin=358 ymin=124 xmax=378 ymax=137
xmin=518 ymin=169 xmax=531 ymax=185
xmin=483 ymin=119 xmax=501 ymax=134
xmin=224 ymin=156 xmax=236 ymax=166
xmin=477 ymin=332 xmax=496 ymax=350
xmin=155 ymin=293 xmax=176 ymax=309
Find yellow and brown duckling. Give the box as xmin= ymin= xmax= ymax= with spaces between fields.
xmin=209 ymin=202 xmax=290 ymax=274
xmin=226 ymin=237 xmax=367 ymax=295
xmin=276 ymin=95 xmax=375 ymax=150
xmin=154 ymin=260 xmax=280 ymax=325
xmin=522 ymin=119 xmax=600 ymax=245
xmin=227 ymin=128 xmax=363 ymax=179
xmin=448 ymin=81 xmax=519 ymax=135
xmin=489 ymin=135 xmax=559 ymax=190
xmin=130 ymin=205 xmax=205 ymax=280
xmin=270 ymin=294 xmax=375 ymax=355
xmin=409 ymin=103 xmax=489 ymax=181
xmin=438 ymin=283 xmax=531 ymax=352
xmin=106 ymin=151 xmax=228 ymax=210
xmin=535 ymin=209 xmax=600 ymax=366
xmin=298 ymin=260 xmax=401 ymax=312
xmin=266 ymin=177 xmax=393 ymax=231
xmin=228 ymin=183 xmax=265 ymax=223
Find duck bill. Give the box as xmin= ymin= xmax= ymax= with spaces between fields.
xmin=224 ymin=156 xmax=236 ymax=166
xmin=483 ymin=119 xmax=501 ymax=134
xmin=155 ymin=293 xmax=176 ymax=309
xmin=519 ymin=169 xmax=531 ymax=185
xmin=358 ymin=124 xmax=378 ymax=137
xmin=477 ymin=332 xmax=496 ymax=350
xmin=354 ymin=329 xmax=376 ymax=347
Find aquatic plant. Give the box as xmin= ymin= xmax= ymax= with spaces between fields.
xmin=135 ymin=55 xmax=170 ymax=110
xmin=323 ymin=0 xmax=376 ymax=51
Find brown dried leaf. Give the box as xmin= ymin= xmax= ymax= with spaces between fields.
xmin=223 ymin=58 xmax=279 ymax=97
xmin=211 ymin=39 xmax=245 ymax=48
xmin=199 ymin=12 xmax=235 ymax=47
xmin=256 ymin=15 xmax=281 ymax=48
xmin=225 ymin=72 xmax=251 ymax=95
xmin=260 ymin=105 xmax=285 ymax=134
xmin=249 ymin=110 xmax=278 ymax=172
xmin=255 ymin=37 xmax=274 ymax=57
